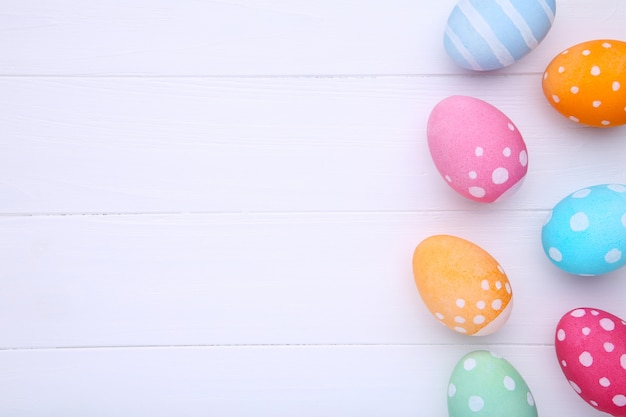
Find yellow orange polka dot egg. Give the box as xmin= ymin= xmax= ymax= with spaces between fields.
xmin=542 ymin=39 xmax=626 ymax=127
xmin=412 ymin=235 xmax=513 ymax=336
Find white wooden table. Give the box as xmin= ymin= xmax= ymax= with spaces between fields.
xmin=2 ymin=1 xmax=626 ymax=415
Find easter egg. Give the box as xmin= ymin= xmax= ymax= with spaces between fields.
xmin=555 ymin=308 xmax=626 ymax=417
xmin=542 ymin=39 xmax=626 ymax=127
xmin=447 ymin=350 xmax=538 ymax=417
xmin=427 ymin=95 xmax=528 ymax=203
xmin=412 ymin=235 xmax=513 ymax=335
xmin=541 ymin=184 xmax=626 ymax=276
xmin=444 ymin=0 xmax=556 ymax=71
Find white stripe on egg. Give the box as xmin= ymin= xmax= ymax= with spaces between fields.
xmin=537 ymin=0 xmax=556 ymax=23
xmin=445 ymin=26 xmax=483 ymax=70
xmin=457 ymin=0 xmax=516 ymax=68
xmin=494 ymin=0 xmax=539 ymax=49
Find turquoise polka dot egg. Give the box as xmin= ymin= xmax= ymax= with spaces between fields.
xmin=542 ymin=184 xmax=626 ymax=276
xmin=444 ymin=0 xmax=556 ymax=71
xmin=447 ymin=350 xmax=538 ymax=417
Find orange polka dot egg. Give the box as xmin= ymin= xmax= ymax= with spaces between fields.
xmin=412 ymin=235 xmax=513 ymax=336
xmin=542 ymin=39 xmax=626 ymax=127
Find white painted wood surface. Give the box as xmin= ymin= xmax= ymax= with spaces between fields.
xmin=1 ymin=1 xmax=625 ymax=415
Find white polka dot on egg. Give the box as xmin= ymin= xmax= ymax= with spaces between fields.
xmin=579 ymin=351 xmax=593 ymax=367
xmin=613 ymin=395 xmax=626 ymax=407
xmin=492 ymin=167 xmax=509 ymax=185
xmin=570 ymin=380 xmax=582 ymax=394
xmin=503 ymin=376 xmax=516 ymax=391
xmin=519 ymin=150 xmax=528 ymax=167
xmin=549 ymin=247 xmax=563 ymax=262
xmin=572 ymin=189 xmax=591 ymax=198
xmin=464 ymin=358 xmax=477 ymax=371
xmin=600 ymin=318 xmax=615 ymax=331
xmin=570 ymin=212 xmax=589 ymax=231
xmin=468 ymin=396 xmax=484 ymax=412
xmin=469 ymin=186 xmax=486 ymax=198
xmin=604 ymin=248 xmax=622 ymax=264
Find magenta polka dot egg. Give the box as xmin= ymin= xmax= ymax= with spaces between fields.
xmin=427 ymin=96 xmax=528 ymax=203
xmin=555 ymin=307 xmax=626 ymax=417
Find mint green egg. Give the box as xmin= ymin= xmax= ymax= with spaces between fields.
xmin=447 ymin=350 xmax=538 ymax=417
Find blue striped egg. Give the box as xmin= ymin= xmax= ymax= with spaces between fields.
xmin=444 ymin=0 xmax=556 ymax=71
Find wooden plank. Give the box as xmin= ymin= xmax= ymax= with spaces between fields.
xmin=1 ymin=0 xmax=624 ymax=76
xmin=0 ymin=345 xmax=585 ymax=416
xmin=2 ymin=76 xmax=626 ymax=214
xmin=2 ymin=212 xmax=625 ymax=349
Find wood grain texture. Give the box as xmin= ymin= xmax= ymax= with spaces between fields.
xmin=2 ymin=211 xmax=626 ymax=349
xmin=1 ymin=0 xmax=625 ymax=76
xmin=0 ymin=345 xmax=584 ymax=417
xmin=3 ymin=76 xmax=626 ymax=214
xmin=2 ymin=0 xmax=626 ymax=415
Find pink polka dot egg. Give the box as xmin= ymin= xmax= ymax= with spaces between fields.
xmin=555 ymin=307 xmax=626 ymax=416
xmin=427 ymin=96 xmax=528 ymax=203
